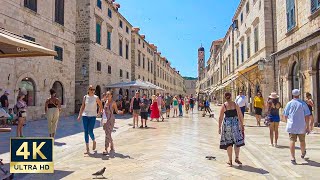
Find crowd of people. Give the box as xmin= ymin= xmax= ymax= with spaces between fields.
xmin=75 ymin=85 xmax=197 ymax=155
xmin=218 ymin=89 xmax=314 ymax=166
xmin=0 ymin=85 xmax=316 ymax=166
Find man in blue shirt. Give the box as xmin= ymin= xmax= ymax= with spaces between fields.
xmin=283 ymin=89 xmax=311 ymax=164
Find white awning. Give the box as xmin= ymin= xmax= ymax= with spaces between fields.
xmin=0 ymin=28 xmax=57 ymax=58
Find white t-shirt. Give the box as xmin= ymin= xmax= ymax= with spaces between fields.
xmin=82 ymin=95 xmax=98 ymax=117
xmin=235 ymin=95 xmax=248 ymax=108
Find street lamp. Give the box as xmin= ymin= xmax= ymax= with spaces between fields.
xmin=258 ymin=59 xmax=265 ymax=71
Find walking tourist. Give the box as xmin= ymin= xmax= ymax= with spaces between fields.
xmin=266 ymin=92 xmax=281 ymax=147
xmin=150 ymin=95 xmax=160 ymax=121
xmin=235 ymin=91 xmax=248 ymax=119
xmin=218 ymin=92 xmax=245 ymax=167
xmin=45 ymin=89 xmax=61 ymax=138
xmin=172 ymin=96 xmax=178 ymax=117
xmin=156 ymin=93 xmax=165 ymax=121
xmin=15 ymin=90 xmax=27 ymax=137
xmin=164 ymin=93 xmax=172 ymax=118
xmin=184 ymin=96 xmax=190 ymax=114
xmin=102 ymin=91 xmax=123 ymax=155
xmin=77 ymin=85 xmax=103 ymax=154
xmin=190 ymin=94 xmax=195 ymax=113
xmin=130 ymin=91 xmax=141 ymax=128
xmin=305 ymin=92 xmax=314 ymax=132
xmin=283 ymin=89 xmax=311 ymax=164
xmin=178 ymin=95 xmax=184 ymax=117
xmin=253 ymin=92 xmax=264 ymax=126
xmin=140 ymin=94 xmax=150 ymax=128
xmin=0 ymin=90 xmax=10 ymax=112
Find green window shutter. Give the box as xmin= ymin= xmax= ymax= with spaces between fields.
xmin=96 ymin=23 xmax=101 ymax=44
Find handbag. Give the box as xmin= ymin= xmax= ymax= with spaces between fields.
xmin=264 ymin=115 xmax=271 ymax=126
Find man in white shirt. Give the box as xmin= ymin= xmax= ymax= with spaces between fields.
xmin=283 ymin=89 xmax=311 ymax=165
xmin=235 ymin=91 xmax=248 ymax=118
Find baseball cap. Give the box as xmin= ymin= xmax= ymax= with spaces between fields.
xmin=4 ymin=90 xmax=10 ymax=95
xmin=292 ymin=89 xmax=300 ymax=96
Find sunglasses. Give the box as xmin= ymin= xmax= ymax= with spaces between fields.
xmin=89 ymin=89 xmax=95 ymax=91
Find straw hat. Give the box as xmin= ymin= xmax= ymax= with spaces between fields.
xmin=269 ymin=92 xmax=279 ymax=99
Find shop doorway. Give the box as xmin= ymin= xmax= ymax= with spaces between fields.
xmin=95 ymin=85 xmax=101 ymax=99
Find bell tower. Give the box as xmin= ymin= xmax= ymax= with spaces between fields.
xmin=198 ymin=45 xmax=205 ymax=81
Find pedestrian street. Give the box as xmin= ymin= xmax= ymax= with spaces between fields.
xmin=1 ymin=105 xmax=320 ymax=180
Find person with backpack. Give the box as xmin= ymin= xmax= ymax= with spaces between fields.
xmin=178 ymin=95 xmax=184 ymax=117
xmin=266 ymin=92 xmax=281 ymax=147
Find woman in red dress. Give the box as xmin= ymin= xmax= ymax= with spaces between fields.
xmin=150 ymin=95 xmax=160 ymax=121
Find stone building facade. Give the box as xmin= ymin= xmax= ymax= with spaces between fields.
xmin=184 ymin=78 xmax=197 ymax=96
xmin=199 ymin=0 xmax=278 ymax=111
xmin=275 ymin=0 xmax=320 ymax=125
xmin=0 ymin=0 xmax=76 ymax=120
xmin=75 ymin=0 xmax=133 ymax=111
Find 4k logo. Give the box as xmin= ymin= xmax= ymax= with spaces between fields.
xmin=10 ymin=138 xmax=54 ymax=173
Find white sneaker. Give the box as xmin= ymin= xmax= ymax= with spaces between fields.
xmin=269 ymin=143 xmax=274 ymax=147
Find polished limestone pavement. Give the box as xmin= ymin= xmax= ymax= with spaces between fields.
xmin=1 ymin=105 xmax=320 ymax=180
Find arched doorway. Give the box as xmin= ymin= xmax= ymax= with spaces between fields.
xmin=316 ymin=57 xmax=320 ymax=126
xmin=95 ymin=85 xmax=101 ymax=99
xmin=52 ymin=81 xmax=64 ymax=105
xmin=291 ymin=62 xmax=300 ymax=90
xmin=19 ymin=77 xmax=36 ymax=106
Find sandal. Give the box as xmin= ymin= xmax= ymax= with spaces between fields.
xmin=227 ymin=160 xmax=232 ymax=167
xmin=102 ymin=151 xmax=108 ymax=155
xmin=235 ymin=158 xmax=242 ymax=166
xmin=301 ymin=150 xmax=306 ymax=159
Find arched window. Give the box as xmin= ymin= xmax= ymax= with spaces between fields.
xmin=52 ymin=81 xmax=64 ymax=105
xmin=291 ymin=62 xmax=300 ymax=90
xmin=95 ymin=85 xmax=101 ymax=99
xmin=19 ymin=78 xmax=36 ymax=106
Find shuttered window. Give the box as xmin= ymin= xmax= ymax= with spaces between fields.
xmin=24 ymin=0 xmax=37 ymax=12
xmin=107 ymin=31 xmax=111 ymax=50
xmin=311 ymin=0 xmax=320 ymax=13
xmin=286 ymin=0 xmax=296 ymax=31
xmin=108 ymin=8 xmax=112 ymax=18
xmin=236 ymin=48 xmax=239 ymax=66
xmin=119 ymin=39 xmax=123 ymax=56
xmin=96 ymin=23 xmax=101 ymax=44
xmin=55 ymin=0 xmax=64 ymax=25
xmin=247 ymin=35 xmax=251 ymax=58
xmin=254 ymin=27 xmax=259 ymax=53
xmin=241 ymin=42 xmax=244 ymax=63
xmin=125 ymin=43 xmax=129 ymax=59
xmin=97 ymin=0 xmax=102 ymax=9
xmin=108 ymin=65 xmax=112 ymax=74
xmin=54 ymin=46 xmax=63 ymax=61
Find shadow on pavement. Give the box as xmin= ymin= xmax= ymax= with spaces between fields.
xmin=54 ymin=141 xmax=67 ymax=146
xmin=109 ymin=152 xmax=132 ymax=159
xmin=275 ymin=145 xmax=301 ymax=149
xmin=236 ymin=165 xmax=269 ymax=174
xmin=300 ymin=158 xmax=320 ymax=167
xmin=87 ymin=151 xmax=110 ymax=160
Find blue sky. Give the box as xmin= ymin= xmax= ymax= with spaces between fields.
xmin=117 ymin=0 xmax=239 ymax=77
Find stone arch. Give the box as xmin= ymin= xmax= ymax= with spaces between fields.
xmin=52 ymin=81 xmax=64 ymax=105
xmin=15 ymin=72 xmax=39 ymax=106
